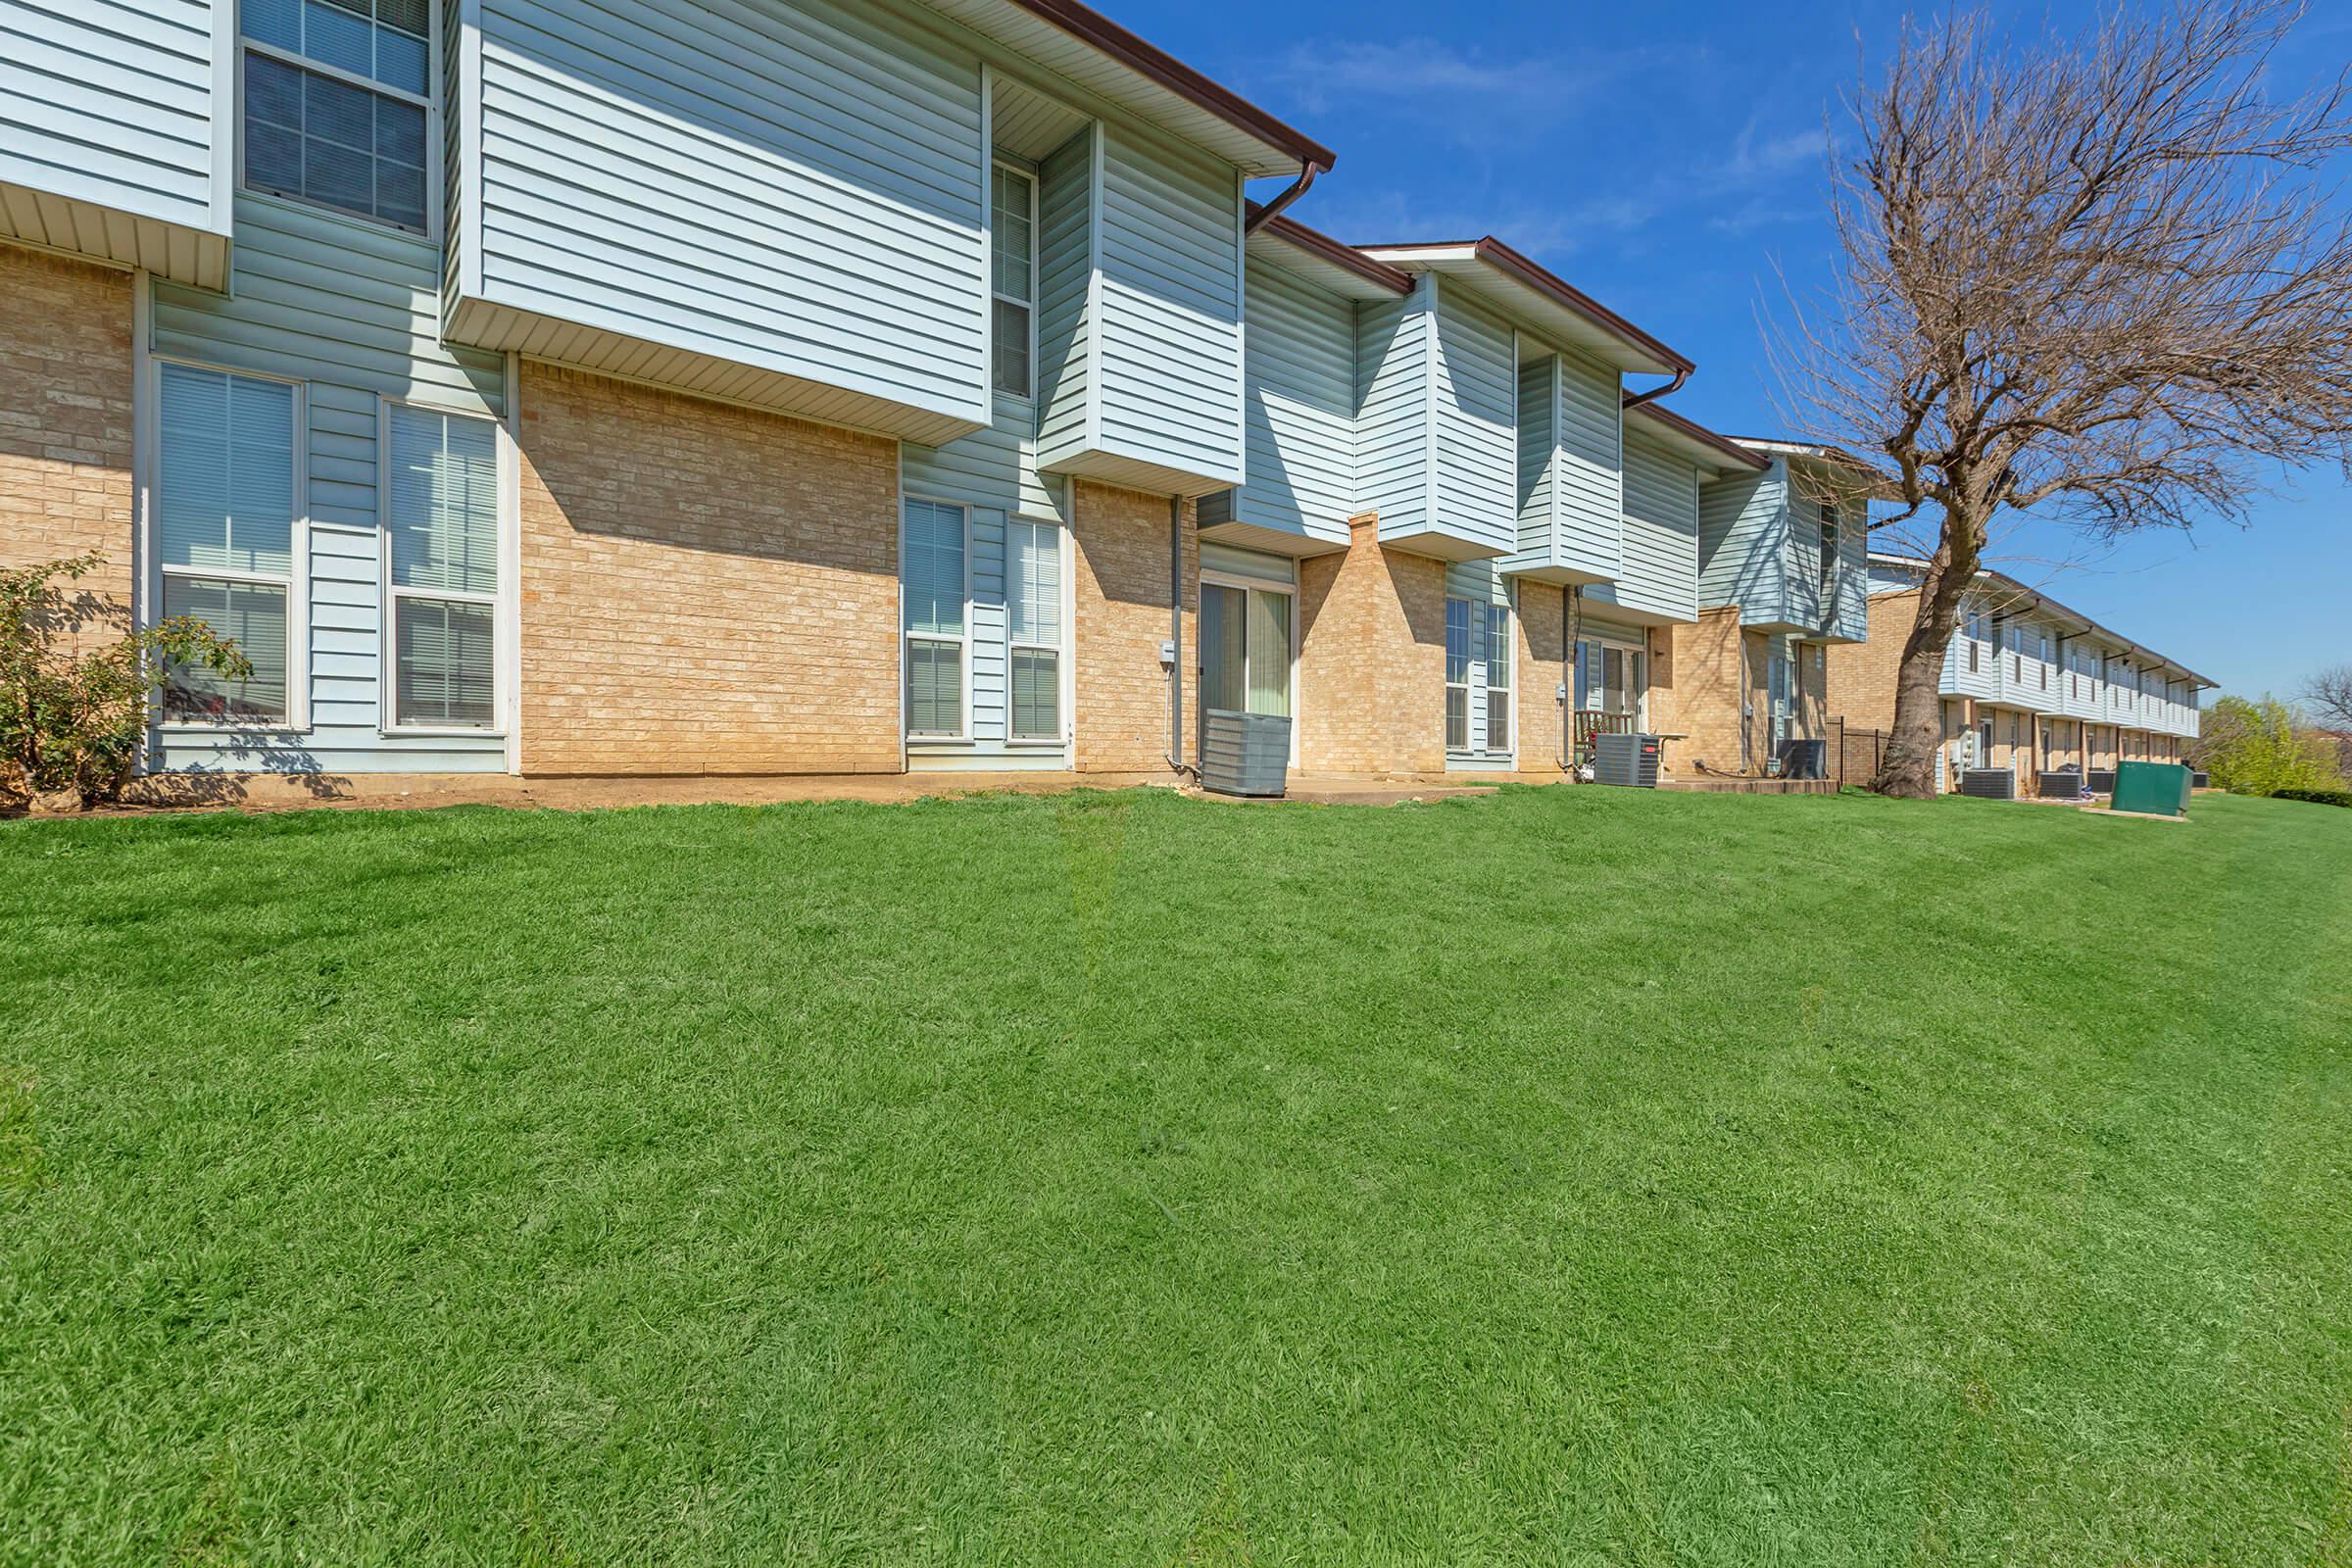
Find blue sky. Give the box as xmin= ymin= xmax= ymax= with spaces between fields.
xmin=1114 ymin=0 xmax=2352 ymax=701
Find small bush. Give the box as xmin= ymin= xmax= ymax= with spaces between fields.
xmin=1 ymin=553 xmax=251 ymax=808
xmin=2273 ymin=787 xmax=2352 ymax=808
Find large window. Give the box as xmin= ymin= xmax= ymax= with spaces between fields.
xmin=1817 ymin=502 xmax=1838 ymax=599
xmin=243 ymin=0 xmax=431 ymax=231
xmin=1483 ymin=604 xmax=1509 ymax=752
xmin=158 ymin=365 xmax=298 ymax=725
xmin=991 ymin=165 xmax=1035 ymax=397
xmin=385 ymin=404 xmax=499 ymax=729
xmin=1443 ymin=598 xmax=1511 ymax=757
xmin=1006 ymin=518 xmax=1062 ymax=741
xmin=904 ymin=500 xmax=966 ymax=738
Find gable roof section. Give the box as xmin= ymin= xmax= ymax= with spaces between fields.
xmin=919 ymin=0 xmax=1335 ymax=176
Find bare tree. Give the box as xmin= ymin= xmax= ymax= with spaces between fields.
xmin=1773 ymin=0 xmax=2352 ymax=797
xmin=2303 ymin=663 xmax=2352 ymax=729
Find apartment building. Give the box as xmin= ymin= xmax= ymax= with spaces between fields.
xmin=1829 ymin=556 xmax=2211 ymax=792
xmin=0 ymin=0 xmax=2193 ymax=794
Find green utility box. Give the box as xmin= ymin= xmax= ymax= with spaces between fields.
xmin=2112 ymin=761 xmax=2192 ymax=817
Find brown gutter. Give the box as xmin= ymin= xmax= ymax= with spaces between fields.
xmin=1247 ymin=207 xmax=1413 ymax=293
xmin=1000 ymin=0 xmax=1338 ymax=172
xmin=1628 ymin=403 xmax=1770 ymax=470
xmin=1244 ymin=164 xmax=1318 ymax=234
xmin=1365 ymin=239 xmax=1695 ymax=373
xmin=1619 ymin=368 xmax=1689 ymax=411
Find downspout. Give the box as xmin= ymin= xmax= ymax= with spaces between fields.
xmin=1563 ymin=585 xmax=1584 ymax=776
xmin=1166 ymin=495 xmax=1191 ymax=779
xmin=1619 ymin=367 xmax=1690 ymax=412
xmin=1243 ymin=160 xmax=1321 ymax=234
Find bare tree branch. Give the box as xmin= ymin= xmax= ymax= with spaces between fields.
xmin=1766 ymin=0 xmax=2352 ymax=797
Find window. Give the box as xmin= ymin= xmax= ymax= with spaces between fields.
xmin=903 ymin=500 xmax=965 ymax=737
xmin=1818 ymin=503 xmax=1838 ymax=599
xmin=991 ymin=165 xmax=1035 ymax=397
xmin=1201 ymin=581 xmax=1292 ymax=725
xmin=385 ymin=404 xmax=499 ymax=729
xmin=1484 ymin=604 xmax=1510 ymax=752
xmin=1006 ymin=518 xmax=1062 ymax=740
xmin=157 ymin=365 xmax=298 ymax=724
xmin=243 ymin=0 xmax=431 ymax=231
xmin=1969 ymin=641 xmax=1981 ymax=674
xmin=1445 ymin=599 xmax=1471 ymax=752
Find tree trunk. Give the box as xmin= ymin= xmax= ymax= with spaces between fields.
xmin=1869 ymin=518 xmax=1981 ymax=799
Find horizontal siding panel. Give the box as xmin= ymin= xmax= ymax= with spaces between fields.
xmin=1352 ymin=290 xmax=1428 ymax=534
xmin=466 ymin=0 xmax=988 ymax=428
xmin=1697 ymin=462 xmax=1787 ymax=622
xmin=1586 ymin=427 xmax=1697 ymax=622
xmin=1428 ymin=279 xmax=1515 ymax=556
xmin=1551 ymin=345 xmax=1621 ymax=580
xmin=0 ymin=0 xmax=222 ymax=236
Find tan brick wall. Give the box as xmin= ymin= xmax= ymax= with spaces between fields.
xmin=1823 ymin=588 xmax=1920 ymax=733
xmin=1675 ymin=606 xmax=1762 ymax=774
xmin=1513 ymin=579 xmax=1567 ymax=774
xmin=514 ymin=364 xmax=902 ymax=775
xmin=1796 ymin=640 xmax=1829 ymax=739
xmin=1296 ymin=514 xmax=1446 ymax=775
xmin=0 ymin=247 xmax=134 ymax=648
xmin=1070 ymin=479 xmax=1193 ymax=775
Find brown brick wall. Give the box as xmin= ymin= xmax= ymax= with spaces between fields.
xmin=1825 ymin=588 xmax=1921 ymax=732
xmin=1675 ymin=606 xmax=1763 ymax=774
xmin=1070 ymin=479 xmax=1193 ymax=775
xmin=514 ymin=364 xmax=903 ymax=775
xmin=0 ymin=247 xmax=134 ymax=648
xmin=1296 ymin=514 xmax=1446 ymax=775
xmin=1513 ymin=579 xmax=1567 ymax=774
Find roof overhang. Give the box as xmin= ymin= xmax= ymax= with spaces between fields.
xmin=1244 ymin=210 xmax=1412 ymax=299
xmin=1867 ymin=552 xmax=2218 ymax=685
xmin=916 ymin=0 xmax=1335 ymax=177
xmin=1627 ymin=404 xmax=1769 ymax=476
xmin=1355 ymin=239 xmax=1692 ymax=375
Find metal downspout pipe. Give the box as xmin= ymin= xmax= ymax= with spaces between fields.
xmin=1166 ymin=494 xmax=1190 ymax=779
xmin=1242 ymin=160 xmax=1321 ymax=234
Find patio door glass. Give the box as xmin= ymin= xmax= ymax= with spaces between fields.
xmin=1201 ymin=583 xmax=1290 ymax=718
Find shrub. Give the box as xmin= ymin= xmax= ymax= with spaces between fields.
xmin=2273 ymin=788 xmax=2352 ymax=808
xmin=2193 ymin=694 xmax=2346 ymax=797
xmin=1 ymin=553 xmax=251 ymax=809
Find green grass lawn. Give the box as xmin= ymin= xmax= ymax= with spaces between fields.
xmin=3 ymin=787 xmax=2349 ymax=1566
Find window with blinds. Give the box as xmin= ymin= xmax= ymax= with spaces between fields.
xmin=904 ymin=500 xmax=966 ymax=738
xmin=1444 ymin=599 xmax=1471 ymax=752
xmin=1006 ymin=519 xmax=1061 ymax=740
xmin=242 ymin=0 xmax=431 ymax=231
xmin=385 ymin=404 xmax=499 ymax=729
xmin=158 ymin=364 xmax=297 ymax=724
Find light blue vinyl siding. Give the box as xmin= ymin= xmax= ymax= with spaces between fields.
xmin=1551 ymin=346 xmax=1622 ymax=579
xmin=1033 ymin=126 xmax=1094 ymax=471
xmin=151 ymin=193 xmax=507 ymax=774
xmin=1355 ymin=274 xmax=1514 ymax=561
xmin=1088 ymin=123 xmax=1243 ymax=491
xmin=1514 ymin=355 xmax=1555 ymax=560
xmin=1584 ymin=425 xmax=1697 ymax=623
xmin=1428 ymin=281 xmax=1516 ymax=556
xmin=1697 ymin=458 xmax=1791 ymax=626
xmin=1829 ymin=501 xmax=1869 ymax=641
xmin=0 ymin=0 xmax=230 ymax=283
xmin=1199 ymin=255 xmax=1354 ymax=550
xmin=455 ymin=0 xmax=989 ymax=440
xmin=902 ymin=393 xmax=1068 ymax=520
xmin=1352 ymin=286 xmax=1428 ymax=536
xmin=1506 ymin=344 xmax=1619 ymax=582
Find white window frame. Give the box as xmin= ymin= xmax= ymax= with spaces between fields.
xmin=901 ymin=494 xmax=973 ymax=744
xmin=1446 ymin=595 xmax=1508 ymax=758
xmin=1483 ymin=599 xmax=1512 ymax=758
xmin=147 ymin=356 xmax=312 ymax=734
xmin=989 ymin=160 xmax=1038 ymax=400
xmin=375 ymin=396 xmax=512 ymax=737
xmin=1004 ymin=514 xmax=1069 ymax=746
xmin=236 ymin=0 xmax=441 ymax=241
